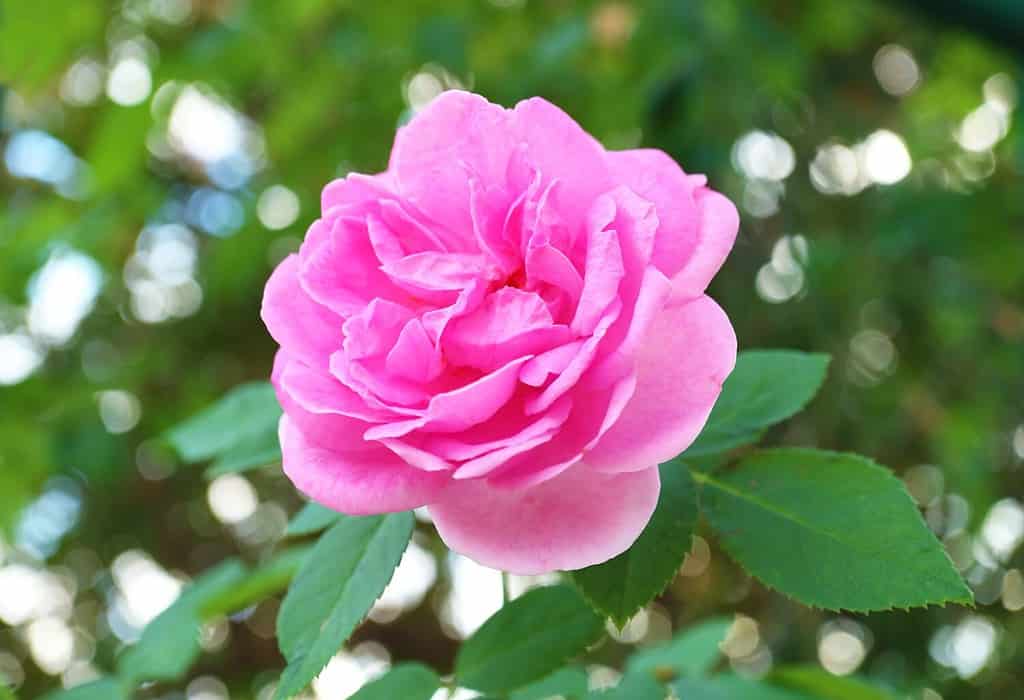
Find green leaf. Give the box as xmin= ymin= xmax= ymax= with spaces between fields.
xmin=275 ymin=513 xmax=414 ymax=700
xmin=286 ymin=502 xmax=342 ymax=537
xmin=770 ymin=667 xmax=898 ymax=700
xmin=166 ymin=382 xmax=281 ymax=463
xmin=39 ymin=679 xmax=128 ymax=700
xmin=685 ymin=351 xmax=830 ymax=457
xmin=586 ymin=672 xmax=664 ymax=699
xmin=572 ymin=465 xmax=698 ymax=625
xmin=698 ymin=448 xmax=973 ymax=611
xmin=0 ymin=682 xmax=16 ymax=700
xmin=204 ymin=428 xmax=281 ymax=478
xmin=201 ymin=546 xmax=311 ymax=618
xmin=674 ymin=676 xmax=817 ymax=700
xmin=118 ymin=560 xmax=247 ymax=684
xmin=349 ymin=663 xmax=440 ymax=700
xmin=626 ymin=617 xmax=731 ymax=681
xmin=510 ymin=667 xmax=589 ymax=700
xmin=455 ymin=585 xmax=604 ymax=694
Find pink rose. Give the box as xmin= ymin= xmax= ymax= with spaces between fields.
xmin=262 ymin=91 xmax=737 ymax=574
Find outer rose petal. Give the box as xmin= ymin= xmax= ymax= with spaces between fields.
xmin=428 ymin=462 xmax=660 ymax=574
xmin=274 ymin=353 xmax=385 ymax=453
xmin=391 ymin=91 xmax=512 ymax=241
xmin=279 ymin=415 xmax=449 ymax=515
xmin=261 ymin=254 xmax=342 ymax=371
xmin=605 ymin=149 xmax=701 ymax=279
xmin=585 ymin=295 xmax=737 ymax=473
xmin=668 ymin=189 xmax=740 ymax=303
xmin=510 ymin=97 xmax=613 ymax=235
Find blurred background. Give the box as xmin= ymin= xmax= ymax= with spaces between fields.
xmin=1 ymin=0 xmax=1022 ymax=698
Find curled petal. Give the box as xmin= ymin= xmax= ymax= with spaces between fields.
xmin=606 ymin=149 xmax=701 ymax=279
xmin=511 ymin=97 xmax=613 ymax=236
xmin=391 ymin=91 xmax=513 ymax=241
xmin=364 ymin=355 xmax=533 ymax=439
xmin=279 ymin=415 xmax=449 ymax=515
xmin=261 ymin=255 xmax=342 ymax=371
xmin=585 ymin=295 xmax=737 ymax=473
xmin=668 ymin=189 xmax=740 ymax=303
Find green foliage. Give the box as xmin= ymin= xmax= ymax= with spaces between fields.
xmin=275 ymin=514 xmax=414 ymax=699
xmin=285 ymin=502 xmax=342 ymax=537
xmin=39 ymin=678 xmax=128 ymax=700
xmin=698 ymin=449 xmax=972 ymax=611
xmin=626 ymin=617 xmax=731 ymax=681
xmin=454 ymin=585 xmax=605 ymax=694
xmin=201 ymin=546 xmax=311 ymax=618
xmin=166 ymin=382 xmax=281 ymax=464
xmin=673 ymin=676 xmax=818 ymax=700
xmin=572 ymin=464 xmax=698 ymax=625
xmin=586 ymin=673 xmax=665 ymax=699
xmin=685 ymin=351 xmax=831 ymax=458
xmin=771 ymin=667 xmax=898 ymax=700
xmin=509 ymin=667 xmax=589 ymax=700
xmin=348 ymin=664 xmax=440 ymax=700
xmin=204 ymin=430 xmax=282 ymax=478
xmin=3 ymin=1 xmax=1017 ymax=698
xmin=118 ymin=560 xmax=247 ymax=684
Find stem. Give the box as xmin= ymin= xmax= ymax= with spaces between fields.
xmin=502 ymin=570 xmax=511 ymax=605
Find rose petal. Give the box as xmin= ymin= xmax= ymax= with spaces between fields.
xmin=668 ymin=188 xmax=740 ymax=303
xmin=321 ymin=171 xmax=395 ymax=213
xmin=426 ymin=395 xmax=573 ymax=461
xmin=584 ymin=266 xmax=673 ymax=389
xmin=261 ymin=254 xmax=342 ymax=371
xmin=386 ymin=318 xmax=444 ymax=383
xmin=511 ymin=97 xmax=613 ymax=236
xmin=606 ymin=149 xmax=702 ymax=279
xmin=300 ymin=217 xmax=407 ymax=316
xmin=491 ymin=373 xmax=634 ymax=489
xmin=585 ymin=295 xmax=737 ymax=473
xmin=342 ymin=299 xmax=415 ymax=361
xmin=527 ymin=299 xmax=622 ymax=415
xmin=280 ymin=415 xmax=448 ymax=515
xmin=277 ymin=353 xmax=396 ymax=426
xmin=519 ymin=340 xmax=586 ymax=387
xmin=571 ymin=225 xmax=624 ymax=335
xmin=364 ymin=355 xmax=533 ymax=439
xmin=391 ymin=91 xmax=513 ymax=241
xmin=444 ymin=287 xmax=571 ymax=372
xmin=429 ymin=461 xmax=660 ymax=574
xmin=524 ymin=238 xmax=583 ymax=308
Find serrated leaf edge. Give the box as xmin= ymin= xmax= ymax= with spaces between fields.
xmin=692 ymin=449 xmax=973 ymax=613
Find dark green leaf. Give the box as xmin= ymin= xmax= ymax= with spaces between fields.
xmin=455 ymin=585 xmax=605 ymax=694
xmin=510 ymin=667 xmax=589 ymax=700
xmin=349 ymin=663 xmax=440 ymax=700
xmin=118 ymin=560 xmax=247 ymax=684
xmin=771 ymin=666 xmax=898 ymax=700
xmin=204 ymin=428 xmax=281 ymax=478
xmin=698 ymin=449 xmax=973 ymax=611
xmin=275 ymin=513 xmax=414 ymax=700
xmin=586 ymin=672 xmax=664 ymax=699
xmin=572 ymin=465 xmax=698 ymax=625
xmin=685 ymin=351 xmax=830 ymax=457
xmin=201 ymin=546 xmax=311 ymax=618
xmin=674 ymin=676 xmax=817 ymax=700
xmin=626 ymin=617 xmax=731 ymax=681
xmin=166 ymin=382 xmax=281 ymax=463
xmin=286 ymin=502 xmax=342 ymax=537
xmin=39 ymin=678 xmax=127 ymax=700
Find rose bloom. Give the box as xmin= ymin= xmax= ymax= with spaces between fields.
xmin=263 ymin=91 xmax=737 ymax=574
